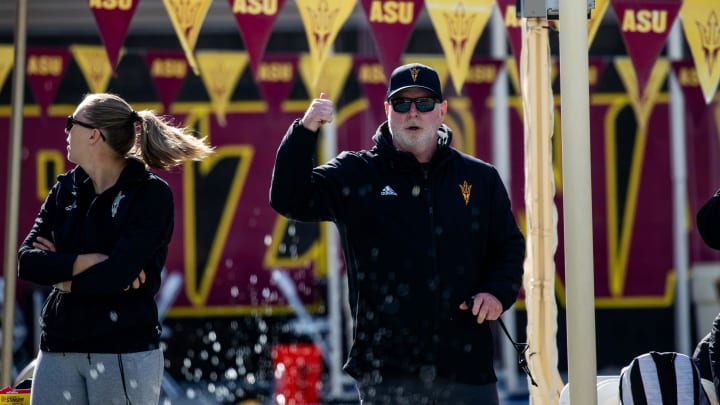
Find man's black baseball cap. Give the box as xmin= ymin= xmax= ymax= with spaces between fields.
xmin=386 ymin=63 xmax=443 ymax=101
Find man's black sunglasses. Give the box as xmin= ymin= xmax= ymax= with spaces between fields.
xmin=389 ymin=97 xmax=439 ymax=113
xmin=66 ymin=116 xmax=105 ymax=141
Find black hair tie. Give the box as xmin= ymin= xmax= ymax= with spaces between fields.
xmin=129 ymin=110 xmax=140 ymax=123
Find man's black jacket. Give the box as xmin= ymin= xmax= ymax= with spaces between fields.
xmin=698 ymin=191 xmax=720 ymax=250
xmin=270 ymin=120 xmax=525 ymax=385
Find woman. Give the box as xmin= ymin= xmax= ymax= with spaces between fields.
xmin=17 ymin=93 xmax=214 ymax=404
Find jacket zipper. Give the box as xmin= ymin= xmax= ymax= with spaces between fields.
xmin=80 ymin=194 xmax=99 ymax=252
xmin=87 ymin=194 xmax=99 ymax=216
xmin=423 ymin=168 xmax=441 ymax=369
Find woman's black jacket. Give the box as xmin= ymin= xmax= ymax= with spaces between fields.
xmin=18 ymin=158 xmax=173 ymax=353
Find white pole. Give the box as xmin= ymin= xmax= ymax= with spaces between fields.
xmin=490 ymin=2 xmax=520 ymax=394
xmin=491 ymin=0 xmax=510 ymax=184
xmin=558 ymin=0 xmax=598 ymax=403
xmin=668 ymin=20 xmax=691 ymax=356
xmin=2 ymin=0 xmax=27 ymax=388
xmin=323 ymin=120 xmax=345 ymax=398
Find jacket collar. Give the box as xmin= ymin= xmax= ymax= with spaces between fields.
xmin=371 ymin=122 xmax=453 ymax=171
xmin=58 ymin=158 xmax=149 ymax=195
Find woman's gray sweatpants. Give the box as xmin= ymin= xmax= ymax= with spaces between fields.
xmin=30 ymin=349 xmax=164 ymax=405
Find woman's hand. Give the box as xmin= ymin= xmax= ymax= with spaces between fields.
xmin=125 ymin=270 xmax=146 ymax=291
xmin=73 ymin=253 xmax=108 ymax=276
xmin=33 ymin=236 xmax=56 ymax=252
xmin=54 ymin=280 xmax=72 ymax=292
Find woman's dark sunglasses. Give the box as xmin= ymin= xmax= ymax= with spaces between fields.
xmin=65 ymin=116 xmax=105 ymax=141
xmin=390 ymin=97 xmax=439 ymax=113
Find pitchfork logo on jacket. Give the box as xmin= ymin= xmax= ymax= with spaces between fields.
xmin=460 ymin=181 xmax=471 ymax=205
xmin=111 ymin=191 xmax=125 ymax=218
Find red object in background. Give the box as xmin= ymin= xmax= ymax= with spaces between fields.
xmin=272 ymin=344 xmax=322 ymax=405
xmin=0 ymin=386 xmax=30 ymax=405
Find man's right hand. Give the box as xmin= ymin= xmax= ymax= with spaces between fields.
xmin=300 ymin=92 xmax=334 ymax=132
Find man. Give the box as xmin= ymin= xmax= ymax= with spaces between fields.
xmin=270 ymin=63 xmax=525 ymax=404
xmin=695 ymin=192 xmax=720 ymax=398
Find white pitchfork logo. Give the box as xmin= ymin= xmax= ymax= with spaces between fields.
xmin=111 ymin=191 xmax=125 ymax=218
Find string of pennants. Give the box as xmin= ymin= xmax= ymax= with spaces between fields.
xmin=0 ymin=0 xmax=718 ymax=123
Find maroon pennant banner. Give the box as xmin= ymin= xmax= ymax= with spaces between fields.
xmin=89 ymin=0 xmax=140 ymax=75
xmin=464 ymin=58 xmax=503 ymax=160
xmin=611 ymin=0 xmax=681 ymax=97
xmin=144 ymin=50 xmax=189 ymax=114
xmin=550 ymin=57 xmax=560 ymax=89
xmin=354 ymin=56 xmax=390 ymax=124
xmin=229 ymin=0 xmax=287 ymax=78
xmin=588 ymin=57 xmax=608 ymax=95
xmin=555 ymin=56 xmax=607 ymax=95
xmin=26 ymin=47 xmax=71 ymax=117
xmin=256 ymin=53 xmax=298 ymax=113
xmin=496 ymin=0 xmax=522 ymax=75
xmin=359 ymin=0 xmax=425 ymax=82
xmin=464 ymin=58 xmax=503 ymax=130
xmin=672 ymin=59 xmax=714 ymax=130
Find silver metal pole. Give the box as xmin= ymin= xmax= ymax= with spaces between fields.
xmin=3 ymin=0 xmax=27 ymax=388
xmin=323 ymin=120 xmax=345 ymax=398
xmin=668 ymin=20 xmax=691 ymax=356
xmin=558 ymin=0 xmax=598 ymax=402
xmin=491 ymin=2 xmax=519 ymax=394
xmin=491 ymin=0 xmax=510 ymax=184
